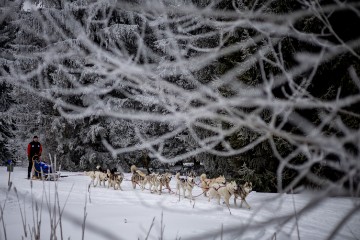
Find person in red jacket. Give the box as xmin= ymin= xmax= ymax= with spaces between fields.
xmin=27 ymin=136 xmax=42 ymax=179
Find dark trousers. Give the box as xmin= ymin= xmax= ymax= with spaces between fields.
xmin=27 ymin=157 xmax=33 ymax=178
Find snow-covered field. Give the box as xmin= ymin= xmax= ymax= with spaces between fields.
xmin=1 ymin=167 xmax=359 ymax=240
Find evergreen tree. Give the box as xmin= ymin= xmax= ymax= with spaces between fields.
xmin=0 ymin=3 xmax=18 ymax=164
xmin=0 ymin=82 xmax=15 ymax=164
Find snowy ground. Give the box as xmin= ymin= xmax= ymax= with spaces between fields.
xmin=1 ymin=167 xmax=359 ymax=240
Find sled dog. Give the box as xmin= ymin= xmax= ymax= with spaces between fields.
xmin=94 ymin=165 xmax=108 ymax=187
xmin=200 ymin=173 xmax=226 ymax=197
xmin=107 ymin=168 xmax=124 ymax=190
xmin=157 ymin=172 xmax=172 ymax=194
xmin=146 ymin=172 xmax=160 ymax=193
xmin=130 ymin=165 xmax=147 ymax=189
xmin=187 ymin=171 xmax=197 ymax=178
xmin=175 ymin=172 xmax=195 ymax=200
xmin=85 ymin=166 xmax=108 ymax=187
xmin=234 ymin=182 xmax=252 ymax=209
xmin=208 ymin=181 xmax=238 ymax=208
xmin=84 ymin=171 xmax=96 ymax=186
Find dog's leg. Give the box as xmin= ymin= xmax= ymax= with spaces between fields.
xmin=175 ymin=182 xmax=179 ymax=195
xmin=166 ymin=183 xmax=171 ymax=193
xmin=91 ymin=176 xmax=95 ymax=187
xmin=93 ymin=176 xmax=97 ymax=187
xmin=242 ymin=199 xmax=251 ymax=209
xmin=189 ymin=188 xmax=193 ymax=201
xmin=202 ymin=182 xmax=208 ymax=197
xmin=141 ymin=179 xmax=146 ymax=191
xmin=207 ymin=189 xmax=213 ymax=202
xmin=111 ymin=178 xmax=115 ymax=188
xmin=152 ymin=182 xmax=157 ymax=194
xmin=94 ymin=176 xmax=98 ymax=187
xmin=216 ymin=194 xmax=221 ymax=205
xmin=158 ymin=183 xmax=162 ymax=195
xmin=240 ymin=199 xmax=245 ymax=208
xmin=113 ymin=178 xmax=117 ymax=190
xmin=131 ymin=180 xmax=136 ymax=189
xmin=148 ymin=182 xmax=153 ymax=193
xmin=224 ymin=196 xmax=230 ymax=208
xmin=203 ymin=189 xmax=208 ymax=197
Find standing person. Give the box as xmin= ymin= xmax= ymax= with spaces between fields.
xmin=27 ymin=136 xmax=42 ymax=179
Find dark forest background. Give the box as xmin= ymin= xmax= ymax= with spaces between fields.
xmin=1 ymin=0 xmax=359 ymax=193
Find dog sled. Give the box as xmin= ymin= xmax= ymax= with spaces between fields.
xmin=32 ymin=155 xmax=61 ymax=181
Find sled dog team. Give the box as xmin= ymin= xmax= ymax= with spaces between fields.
xmin=85 ymin=166 xmax=124 ymax=190
xmin=130 ymin=165 xmax=172 ymax=194
xmin=85 ymin=165 xmax=252 ymax=209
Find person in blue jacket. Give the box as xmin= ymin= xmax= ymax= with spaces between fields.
xmin=33 ymin=156 xmax=52 ymax=179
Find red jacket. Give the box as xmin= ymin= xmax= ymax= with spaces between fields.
xmin=27 ymin=141 xmax=42 ymax=157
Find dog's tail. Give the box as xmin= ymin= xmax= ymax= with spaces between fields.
xmin=84 ymin=171 xmax=95 ymax=176
xmin=175 ymin=172 xmax=180 ymax=180
xmin=130 ymin=165 xmax=137 ymax=173
xmin=136 ymin=170 xmax=146 ymax=177
xmin=200 ymin=173 xmax=207 ymax=181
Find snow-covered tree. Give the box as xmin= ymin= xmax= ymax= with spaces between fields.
xmin=0 ymin=82 xmax=15 ymax=163
xmin=0 ymin=3 xmax=17 ymax=164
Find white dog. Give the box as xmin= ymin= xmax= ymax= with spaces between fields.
xmin=175 ymin=172 xmax=195 ymax=200
xmin=84 ymin=170 xmax=96 ymax=186
xmin=85 ymin=166 xmax=108 ymax=187
xmin=146 ymin=172 xmax=160 ymax=193
xmin=94 ymin=166 xmax=108 ymax=187
xmin=208 ymin=181 xmax=238 ymax=208
xmin=200 ymin=173 xmax=226 ymax=197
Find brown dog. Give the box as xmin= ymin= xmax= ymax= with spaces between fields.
xmin=130 ymin=165 xmax=147 ymax=190
xmin=234 ymin=182 xmax=252 ymax=209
